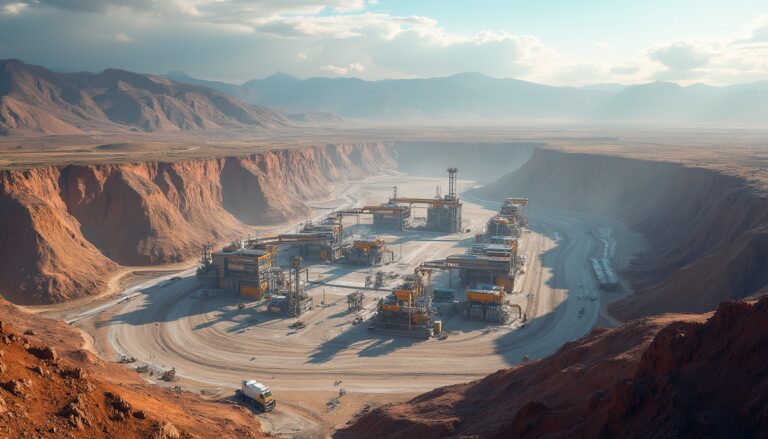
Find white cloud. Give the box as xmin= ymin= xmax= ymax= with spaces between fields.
xmin=647 ymin=41 xmax=711 ymax=71
xmin=3 ymin=0 xmax=768 ymax=86
xmin=321 ymin=64 xmax=350 ymax=75
xmin=2 ymin=2 xmax=27 ymax=14
xmin=115 ymin=32 xmax=133 ymax=43
xmin=321 ymin=61 xmax=364 ymax=75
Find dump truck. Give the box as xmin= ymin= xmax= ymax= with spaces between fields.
xmin=236 ymin=379 xmax=276 ymax=412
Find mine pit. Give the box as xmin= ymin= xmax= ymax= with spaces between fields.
xmin=3 ymin=138 xmax=768 ymax=437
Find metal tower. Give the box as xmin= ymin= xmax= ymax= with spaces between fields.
xmin=447 ymin=167 xmax=458 ymax=200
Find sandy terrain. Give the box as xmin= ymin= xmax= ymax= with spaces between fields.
xmin=56 ymin=172 xmax=644 ymax=437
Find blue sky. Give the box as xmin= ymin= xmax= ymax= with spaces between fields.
xmin=1 ymin=0 xmax=767 ymax=85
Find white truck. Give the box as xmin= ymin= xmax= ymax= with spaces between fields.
xmin=235 ymin=379 xmax=276 ymax=412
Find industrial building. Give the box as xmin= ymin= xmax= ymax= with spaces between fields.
xmin=343 ymin=239 xmax=394 ymax=266
xmin=197 ymin=243 xmax=277 ymax=300
xmin=369 ymin=268 xmax=438 ymax=339
xmin=500 ymin=198 xmax=528 ymax=228
xmin=386 ymin=168 xmax=463 ymax=233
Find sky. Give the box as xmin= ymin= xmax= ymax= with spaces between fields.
xmin=1 ymin=0 xmax=768 ymax=86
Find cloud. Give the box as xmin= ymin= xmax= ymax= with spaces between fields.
xmin=1 ymin=2 xmax=27 ymax=14
xmin=320 ymin=65 xmax=349 ymax=75
xmin=647 ymin=42 xmax=711 ymax=71
xmin=321 ymin=62 xmax=364 ymax=75
xmin=2 ymin=0 xmax=768 ymax=86
xmin=115 ymin=32 xmax=133 ymax=43
xmin=610 ymin=63 xmax=641 ymax=75
xmin=12 ymin=0 xmax=366 ymax=18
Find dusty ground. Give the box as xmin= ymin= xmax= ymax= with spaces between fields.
xmin=3 ymin=125 xmax=768 ymax=183
xmin=43 ymin=172 xmax=646 ymax=438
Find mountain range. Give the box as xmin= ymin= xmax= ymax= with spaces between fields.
xmin=167 ymin=70 xmax=768 ymax=124
xmin=2 ymin=58 xmax=767 ymax=136
xmin=0 ymin=59 xmax=290 ymax=135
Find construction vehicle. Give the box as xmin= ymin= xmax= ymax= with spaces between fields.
xmin=236 ymin=379 xmax=276 ymax=412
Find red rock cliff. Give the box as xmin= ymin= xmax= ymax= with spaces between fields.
xmin=0 ymin=143 xmax=395 ymax=304
xmin=339 ymin=295 xmax=768 ymax=438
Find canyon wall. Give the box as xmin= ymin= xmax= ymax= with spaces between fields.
xmin=475 ymin=148 xmax=768 ymax=319
xmin=0 ymin=143 xmax=395 ymax=304
xmin=340 ymin=295 xmax=768 ymax=438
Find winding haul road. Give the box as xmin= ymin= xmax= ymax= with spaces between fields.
xmin=71 ymin=174 xmax=633 ymax=436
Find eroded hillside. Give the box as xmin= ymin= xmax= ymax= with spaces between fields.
xmin=340 ymin=294 xmax=768 ymax=438
xmin=0 ymin=143 xmax=395 ymax=304
xmin=475 ymin=148 xmax=768 ymax=319
xmin=0 ymin=298 xmax=270 ymax=438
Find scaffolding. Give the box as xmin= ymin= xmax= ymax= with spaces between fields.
xmin=347 ymin=291 xmax=364 ymax=312
xmin=287 ymin=256 xmax=312 ymax=317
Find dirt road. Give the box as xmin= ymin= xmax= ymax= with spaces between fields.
xmin=72 ymin=174 xmax=643 ymax=437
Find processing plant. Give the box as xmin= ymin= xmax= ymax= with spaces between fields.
xmin=369 ymin=268 xmax=438 ymax=339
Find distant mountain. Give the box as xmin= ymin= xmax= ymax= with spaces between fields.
xmin=241 ymin=72 xmax=613 ymax=119
xmin=579 ymin=83 xmax=627 ymax=93
xmin=162 ymin=71 xmax=262 ymax=104
xmin=0 ymin=59 xmax=290 ymax=135
xmin=595 ymin=81 xmax=768 ymax=123
xmin=244 ymin=73 xmax=768 ymax=124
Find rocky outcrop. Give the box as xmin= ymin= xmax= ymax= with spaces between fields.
xmin=0 ymin=143 xmax=395 ymax=304
xmin=340 ymin=295 xmax=768 ymax=438
xmin=0 ymin=299 xmax=270 ymax=438
xmin=475 ymin=148 xmax=768 ymax=319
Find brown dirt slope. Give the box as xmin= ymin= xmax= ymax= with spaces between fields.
xmin=475 ymin=147 xmax=768 ymax=319
xmin=0 ymin=298 xmax=269 ymax=438
xmin=0 ymin=59 xmax=289 ymax=135
xmin=339 ymin=294 xmax=768 ymax=439
xmin=0 ymin=143 xmax=395 ymax=304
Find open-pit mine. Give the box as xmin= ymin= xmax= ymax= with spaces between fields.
xmin=1 ymin=56 xmax=768 ymax=439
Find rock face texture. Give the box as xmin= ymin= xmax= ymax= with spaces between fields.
xmin=0 ymin=143 xmax=395 ymax=304
xmin=339 ymin=295 xmax=768 ymax=439
xmin=475 ymin=147 xmax=768 ymax=319
xmin=0 ymin=299 xmax=270 ymax=438
xmin=0 ymin=59 xmax=289 ymax=135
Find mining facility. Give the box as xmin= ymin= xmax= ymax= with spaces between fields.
xmin=367 ymin=195 xmax=529 ymax=338
xmin=197 ymin=168 xmax=526 ymax=336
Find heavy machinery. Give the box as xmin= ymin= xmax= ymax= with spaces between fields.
xmin=369 ymin=267 xmax=435 ymax=339
xmin=500 ymin=198 xmax=529 ymax=228
xmin=464 ymin=284 xmax=509 ymax=323
xmin=343 ymin=238 xmax=394 ymax=266
xmin=236 ymin=380 xmax=276 ymax=412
